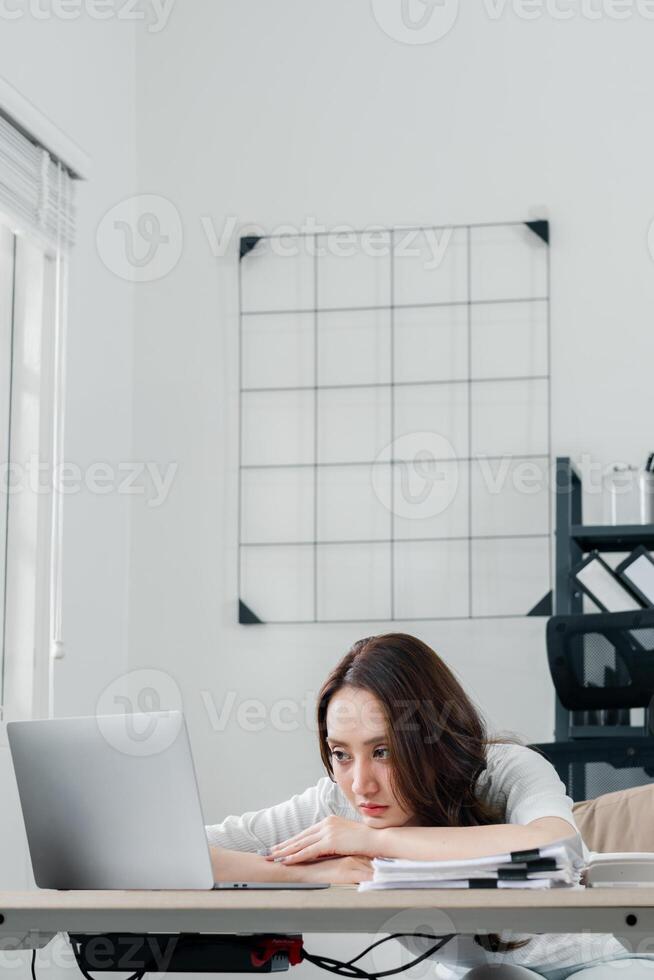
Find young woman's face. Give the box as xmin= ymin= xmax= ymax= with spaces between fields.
xmin=325 ymin=685 xmax=415 ymax=828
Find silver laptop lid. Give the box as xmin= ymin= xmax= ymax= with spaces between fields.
xmin=7 ymin=710 xmax=214 ymax=889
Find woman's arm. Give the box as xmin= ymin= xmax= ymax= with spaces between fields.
xmin=261 ymin=745 xmax=582 ymax=866
xmin=206 ymin=778 xmax=373 ymax=882
xmin=210 ymin=846 xmax=373 ymax=884
xmin=364 ymin=743 xmax=580 ymax=863
xmin=268 ymin=814 xmax=575 ymax=864
xmin=210 ymin=846 xmax=303 ymax=882
xmin=371 ymin=816 xmax=575 ymax=862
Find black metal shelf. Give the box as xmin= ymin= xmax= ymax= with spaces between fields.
xmin=554 ymin=457 xmax=654 ymax=745
xmin=569 ymin=725 xmax=648 ymax=739
xmin=569 ymin=524 xmax=654 ymax=552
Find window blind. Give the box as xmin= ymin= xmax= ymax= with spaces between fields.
xmin=0 ymin=99 xmax=79 ymax=714
xmin=0 ymin=111 xmax=75 ymax=249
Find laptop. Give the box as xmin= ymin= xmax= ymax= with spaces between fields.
xmin=8 ymin=710 xmax=326 ymax=891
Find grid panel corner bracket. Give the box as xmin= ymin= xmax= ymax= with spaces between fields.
xmin=525 ymin=220 xmax=550 ymax=246
xmin=239 ymin=599 xmax=264 ymax=625
xmin=239 ymin=236 xmax=262 ymax=260
xmin=527 ymin=590 xmax=553 ymax=617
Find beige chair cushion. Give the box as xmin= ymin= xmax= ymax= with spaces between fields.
xmin=573 ymin=783 xmax=654 ymax=853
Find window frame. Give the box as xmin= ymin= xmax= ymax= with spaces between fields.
xmin=0 ymin=228 xmax=61 ymax=740
xmin=0 ymin=77 xmax=86 ymax=739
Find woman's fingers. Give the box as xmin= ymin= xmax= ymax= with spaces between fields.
xmin=268 ymin=826 xmax=321 ymax=856
xmin=270 ymin=833 xmax=311 ymax=852
xmin=266 ymin=839 xmax=310 ymax=858
xmin=271 ymin=822 xmax=322 ymax=846
xmin=278 ymin=841 xmax=326 ymax=864
xmin=268 ymin=832 xmax=321 ymax=859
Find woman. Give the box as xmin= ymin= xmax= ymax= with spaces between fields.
xmin=207 ymin=633 xmax=645 ymax=979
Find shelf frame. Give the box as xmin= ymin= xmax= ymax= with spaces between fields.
xmin=553 ymin=457 xmax=654 ymax=753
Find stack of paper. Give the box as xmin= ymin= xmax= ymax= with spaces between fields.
xmin=359 ymin=835 xmax=586 ymax=891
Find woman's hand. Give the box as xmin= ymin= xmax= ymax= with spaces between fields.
xmin=266 ymin=815 xmax=378 ymax=864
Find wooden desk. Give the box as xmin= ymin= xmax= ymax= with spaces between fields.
xmin=2 ymin=887 xmax=654 ymax=950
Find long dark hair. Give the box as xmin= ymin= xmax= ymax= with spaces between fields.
xmin=317 ymin=633 xmax=529 ymax=952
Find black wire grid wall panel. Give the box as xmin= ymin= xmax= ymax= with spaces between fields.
xmin=238 ymin=221 xmax=552 ymax=625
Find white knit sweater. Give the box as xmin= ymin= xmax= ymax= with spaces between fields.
xmin=205 ymin=743 xmax=626 ymax=977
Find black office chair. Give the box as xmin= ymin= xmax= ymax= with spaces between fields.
xmin=531 ymin=608 xmax=654 ymax=801
xmin=546 ymin=608 xmax=654 ymax=721
xmin=531 ymin=735 xmax=654 ymax=802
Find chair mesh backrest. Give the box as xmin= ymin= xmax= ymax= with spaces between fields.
xmin=583 ymin=761 xmax=651 ymax=799
xmin=531 ymin=738 xmax=654 ymax=802
xmin=547 ymin=610 xmax=654 ymax=712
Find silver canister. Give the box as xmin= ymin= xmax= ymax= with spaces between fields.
xmin=604 ymin=466 xmax=654 ymax=525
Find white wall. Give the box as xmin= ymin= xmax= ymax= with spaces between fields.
xmin=0 ymin=9 xmax=136 ymax=901
xmin=1 ymin=0 xmax=654 ymax=973
xmin=129 ymin=0 xmax=654 ymax=832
